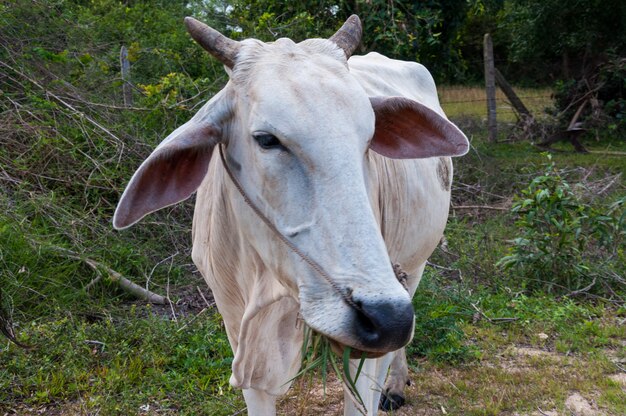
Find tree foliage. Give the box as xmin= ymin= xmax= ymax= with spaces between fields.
xmin=500 ymin=0 xmax=626 ymax=82
xmin=220 ymin=0 xmax=472 ymax=83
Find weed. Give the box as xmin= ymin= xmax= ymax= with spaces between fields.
xmin=408 ymin=271 xmax=479 ymax=364
xmin=498 ymin=154 xmax=625 ymax=295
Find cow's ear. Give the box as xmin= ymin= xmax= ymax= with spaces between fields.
xmin=369 ymin=96 xmax=469 ymax=159
xmin=114 ymin=88 xmax=233 ymax=229
xmin=113 ymin=122 xmax=221 ymax=229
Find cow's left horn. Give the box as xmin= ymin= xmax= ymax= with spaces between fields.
xmin=184 ymin=17 xmax=240 ymax=68
xmin=329 ymin=15 xmax=362 ymax=58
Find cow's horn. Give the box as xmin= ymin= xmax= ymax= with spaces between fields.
xmin=329 ymin=15 xmax=362 ymax=58
xmin=184 ymin=17 xmax=240 ymax=68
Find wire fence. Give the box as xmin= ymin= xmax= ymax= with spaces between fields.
xmin=437 ymin=85 xmax=554 ymax=123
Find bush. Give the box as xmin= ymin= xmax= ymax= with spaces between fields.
xmin=498 ymin=154 xmax=625 ymax=295
xmin=409 ymin=271 xmax=479 ymax=364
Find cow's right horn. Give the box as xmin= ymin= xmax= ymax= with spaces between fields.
xmin=329 ymin=15 xmax=362 ymax=59
xmin=184 ymin=17 xmax=240 ymax=68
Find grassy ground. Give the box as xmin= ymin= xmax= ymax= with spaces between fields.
xmin=3 ymin=280 xmax=623 ymax=415
xmin=1 ymin=92 xmax=625 ymax=414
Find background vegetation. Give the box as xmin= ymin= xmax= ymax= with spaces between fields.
xmin=1 ymin=0 xmax=624 ymax=414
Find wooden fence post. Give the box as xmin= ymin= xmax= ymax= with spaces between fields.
xmin=483 ymin=33 xmax=497 ymax=142
xmin=120 ymin=45 xmax=132 ymax=107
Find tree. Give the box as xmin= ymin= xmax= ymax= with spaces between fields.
xmin=499 ymin=0 xmax=626 ymax=82
xmin=220 ymin=0 xmax=471 ymax=83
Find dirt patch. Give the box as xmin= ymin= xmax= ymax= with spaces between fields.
xmin=496 ymin=345 xmax=567 ymax=375
xmin=564 ymin=392 xmax=600 ymax=416
xmin=278 ymin=370 xmax=439 ymax=416
xmin=510 ymin=346 xmax=556 ymax=357
xmin=278 ymin=373 xmax=344 ymax=415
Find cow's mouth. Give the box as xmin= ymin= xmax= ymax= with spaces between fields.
xmin=328 ymin=338 xmax=388 ymax=359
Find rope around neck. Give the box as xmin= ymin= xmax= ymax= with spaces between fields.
xmin=217 ymin=144 xmax=408 ymax=310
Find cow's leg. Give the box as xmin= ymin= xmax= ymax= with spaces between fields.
xmin=379 ymin=263 xmax=426 ymax=411
xmin=343 ymin=353 xmax=395 ymax=416
xmin=379 ymin=348 xmax=409 ymax=411
xmin=243 ymin=388 xmax=277 ymax=416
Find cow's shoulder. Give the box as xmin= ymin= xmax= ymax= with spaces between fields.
xmin=349 ymin=52 xmax=431 ymax=82
xmin=348 ymin=52 xmax=442 ymax=115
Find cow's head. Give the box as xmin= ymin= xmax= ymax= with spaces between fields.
xmin=113 ymin=16 xmax=468 ymax=357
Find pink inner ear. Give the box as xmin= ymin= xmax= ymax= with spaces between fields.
xmin=113 ymin=124 xmax=220 ymax=229
xmin=369 ymin=96 xmax=469 ymax=159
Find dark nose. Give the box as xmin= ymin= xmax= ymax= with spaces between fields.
xmin=351 ymin=296 xmax=415 ymax=352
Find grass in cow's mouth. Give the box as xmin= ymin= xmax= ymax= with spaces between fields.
xmin=293 ymin=326 xmax=367 ymax=411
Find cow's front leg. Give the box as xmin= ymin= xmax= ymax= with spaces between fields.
xmin=243 ymin=388 xmax=277 ymax=416
xmin=379 ymin=348 xmax=410 ymax=411
xmin=379 ymin=264 xmax=424 ymax=411
xmin=343 ymin=353 xmax=395 ymax=416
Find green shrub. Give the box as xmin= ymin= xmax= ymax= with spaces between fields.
xmin=498 ymin=154 xmax=625 ymax=294
xmin=408 ymin=271 xmax=479 ymax=364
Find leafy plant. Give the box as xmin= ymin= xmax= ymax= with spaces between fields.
xmin=408 ymin=271 xmax=478 ymax=364
xmin=498 ymin=154 xmax=625 ymax=294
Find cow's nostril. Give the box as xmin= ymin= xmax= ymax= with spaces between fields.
xmin=350 ymin=296 xmax=414 ymax=352
xmin=354 ymin=302 xmax=378 ymax=335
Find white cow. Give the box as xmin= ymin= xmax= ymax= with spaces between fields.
xmin=114 ymin=15 xmax=468 ymax=415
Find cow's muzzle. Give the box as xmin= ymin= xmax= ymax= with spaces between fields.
xmin=348 ymin=295 xmax=415 ymax=353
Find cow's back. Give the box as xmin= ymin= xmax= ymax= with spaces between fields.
xmin=349 ymin=53 xmax=452 ymax=276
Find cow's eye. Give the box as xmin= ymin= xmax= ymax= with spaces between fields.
xmin=253 ymin=133 xmax=284 ymax=150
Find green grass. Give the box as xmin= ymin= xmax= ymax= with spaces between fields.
xmin=409 ymin=270 xmax=480 ymax=364
xmin=1 ymin=308 xmax=242 ymax=415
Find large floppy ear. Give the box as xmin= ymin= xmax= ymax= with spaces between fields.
xmin=113 ymin=93 xmax=231 ymax=230
xmin=369 ymin=96 xmax=469 ymax=159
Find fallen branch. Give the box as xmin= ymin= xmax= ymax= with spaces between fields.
xmin=451 ymin=205 xmax=509 ymax=211
xmin=426 ymin=261 xmax=463 ymax=281
xmin=58 ymin=94 xmax=150 ymax=111
xmin=598 ymin=173 xmax=622 ymax=194
xmin=0 ymin=288 xmax=34 ymax=349
xmin=197 ymin=286 xmax=215 ymax=308
xmin=564 ymin=278 xmax=597 ymax=299
xmin=471 ymin=303 xmax=518 ymax=324
xmin=176 ymin=308 xmax=208 ymax=333
xmin=536 ymin=407 xmax=552 ymax=416
xmin=46 ymin=245 xmax=166 ymax=304
xmin=588 ymin=150 xmax=626 ymax=156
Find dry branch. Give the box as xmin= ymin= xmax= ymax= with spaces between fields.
xmin=451 ymin=205 xmax=509 ymax=211
xmin=470 ymin=303 xmax=518 ymax=324
xmin=0 ymin=288 xmax=34 ymax=349
xmin=47 ymin=245 xmax=166 ymax=304
xmin=563 ymin=278 xmax=599 ymax=300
